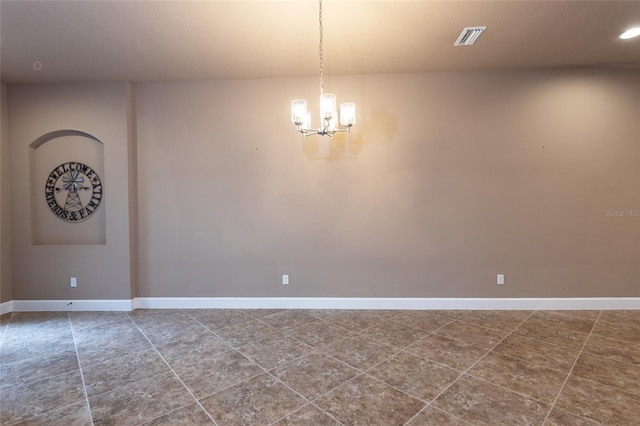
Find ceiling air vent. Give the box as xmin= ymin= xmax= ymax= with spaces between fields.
xmin=454 ymin=26 xmax=487 ymax=46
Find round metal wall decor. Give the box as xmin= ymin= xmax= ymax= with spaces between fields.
xmin=45 ymin=161 xmax=103 ymax=222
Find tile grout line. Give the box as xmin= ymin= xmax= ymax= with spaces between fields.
xmin=185 ymin=311 xmax=347 ymax=426
xmin=504 ymin=328 xmax=590 ymax=353
xmin=245 ymin=311 xmax=397 ymax=424
xmin=403 ymin=310 xmax=538 ymax=425
xmin=138 ymin=402 xmax=210 ymax=426
xmin=459 ymin=310 xmax=537 ymax=373
xmin=403 ymin=404 xmax=474 ymax=426
xmin=309 ymin=311 xmax=476 ymax=425
xmin=258 ymin=345 xmax=357 ymax=424
xmin=461 ymin=373 xmax=556 ymax=407
xmin=0 ymin=313 xmax=14 ymax=397
xmin=281 ymin=320 xmax=359 ymax=349
xmin=392 ymin=312 xmax=484 ymax=425
xmin=127 ymin=312 xmax=221 ymax=426
xmin=374 ymin=312 xmax=478 ymax=426
xmin=576 ymin=350 xmax=640 ymax=385
xmin=6 ymin=309 xmax=629 ymax=425
xmin=97 ymin=309 xmax=625 ymax=425
xmin=541 ymin=310 xmax=603 ymax=426
xmin=266 ymin=394 xmax=347 ymax=426
xmin=400 ymin=312 xmax=474 ymax=355
xmin=0 ymin=313 xmax=10 ymax=347
xmin=357 ymin=310 xmax=469 ymax=366
xmin=275 ymin=313 xmax=472 ymax=424
xmin=1 ymin=314 xmax=87 ymax=424
xmin=458 ymin=349 xmax=631 ymax=423
xmin=430 ymin=405 xmax=475 ymax=425
xmin=401 ymin=311 xmax=476 ymax=351
xmin=67 ymin=313 xmax=96 ymax=426
xmin=543 ymin=406 xmax=605 ymax=426
xmin=512 ymin=310 xmax=599 ymax=334
xmin=458 ymin=320 xmax=586 ymax=374
xmin=244 ymin=311 xmax=440 ymax=424
xmin=184 ymin=311 xmax=340 ymax=425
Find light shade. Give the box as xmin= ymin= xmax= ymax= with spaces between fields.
xmin=320 ymin=94 xmax=337 ymax=120
xmin=291 ymin=99 xmax=307 ymax=125
xmin=301 ymin=109 xmax=311 ymax=129
xmin=620 ymin=27 xmax=640 ymax=39
xmin=340 ymin=102 xmax=356 ymax=127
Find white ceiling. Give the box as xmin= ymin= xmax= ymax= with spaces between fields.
xmin=1 ymin=0 xmax=640 ymax=84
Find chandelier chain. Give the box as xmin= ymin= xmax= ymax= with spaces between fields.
xmin=319 ymin=0 xmax=324 ymax=96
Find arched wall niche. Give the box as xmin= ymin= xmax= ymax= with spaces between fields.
xmin=29 ymin=130 xmax=106 ymax=245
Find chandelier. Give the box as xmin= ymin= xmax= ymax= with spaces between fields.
xmin=291 ymin=0 xmax=355 ymax=138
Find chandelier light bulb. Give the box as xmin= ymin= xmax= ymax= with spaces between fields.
xmin=291 ymin=99 xmax=307 ymax=125
xmin=302 ymin=110 xmax=311 ymax=129
xmin=320 ymin=94 xmax=337 ymax=120
xmin=340 ymin=102 xmax=356 ymax=127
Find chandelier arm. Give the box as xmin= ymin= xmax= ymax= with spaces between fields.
xmin=296 ymin=125 xmax=349 ymax=139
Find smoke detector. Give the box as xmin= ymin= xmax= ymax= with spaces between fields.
xmin=454 ymin=26 xmax=487 ymax=46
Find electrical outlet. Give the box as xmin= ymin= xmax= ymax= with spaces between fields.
xmin=70 ymin=277 xmax=77 ymax=288
xmin=282 ymin=275 xmax=289 ymax=285
xmin=497 ymin=274 xmax=505 ymax=285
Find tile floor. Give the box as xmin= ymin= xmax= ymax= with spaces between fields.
xmin=1 ymin=309 xmax=640 ymax=425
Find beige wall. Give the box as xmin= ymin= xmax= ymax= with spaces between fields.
xmin=8 ymin=83 xmax=134 ymax=300
xmin=135 ymin=68 xmax=639 ymax=299
xmin=1 ymin=83 xmax=12 ymax=303
xmin=3 ymin=69 xmax=638 ymax=302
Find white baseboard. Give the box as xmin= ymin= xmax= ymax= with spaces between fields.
xmin=0 ymin=300 xmax=12 ymax=315
xmin=10 ymin=299 xmax=134 ymax=312
xmin=3 ymin=297 xmax=639 ymax=313
xmin=133 ymin=297 xmax=640 ymax=311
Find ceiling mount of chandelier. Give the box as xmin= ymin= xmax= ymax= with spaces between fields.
xmin=291 ymin=0 xmax=355 ymax=138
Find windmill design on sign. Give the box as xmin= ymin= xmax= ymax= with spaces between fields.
xmin=60 ymin=169 xmax=87 ymax=212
